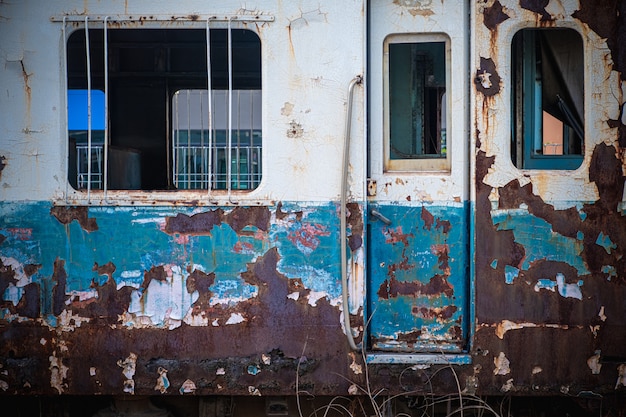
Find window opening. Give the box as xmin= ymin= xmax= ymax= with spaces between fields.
xmin=66 ymin=24 xmax=262 ymax=193
xmin=384 ymin=35 xmax=449 ymax=172
xmin=511 ymin=28 xmax=584 ymax=170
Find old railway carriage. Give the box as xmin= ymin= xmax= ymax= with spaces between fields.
xmin=1 ymin=0 xmax=625 ymax=415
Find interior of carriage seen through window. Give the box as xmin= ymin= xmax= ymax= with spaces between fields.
xmin=511 ymin=28 xmax=584 ymax=170
xmin=385 ymin=34 xmax=449 ymax=172
xmin=66 ymin=28 xmax=262 ymax=191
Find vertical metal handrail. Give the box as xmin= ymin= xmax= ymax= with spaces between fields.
xmin=341 ymin=75 xmax=363 ymax=351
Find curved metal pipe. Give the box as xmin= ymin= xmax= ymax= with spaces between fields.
xmin=341 ymin=75 xmax=363 ymax=351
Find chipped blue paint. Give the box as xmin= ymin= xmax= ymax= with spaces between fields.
xmin=490 ymin=259 xmax=498 ymax=269
xmin=602 ymin=265 xmax=617 ymax=280
xmin=491 ymin=206 xmax=589 ymax=275
xmin=0 ymin=202 xmax=342 ymax=327
xmin=504 ymin=265 xmax=519 ymax=284
xmin=533 ymin=273 xmax=583 ymax=300
xmin=271 ymin=203 xmax=342 ymax=301
xmin=595 ymin=232 xmax=616 ymax=254
xmin=368 ymin=203 xmax=468 ymax=352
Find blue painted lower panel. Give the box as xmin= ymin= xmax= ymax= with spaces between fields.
xmin=367 ymin=203 xmax=469 ymax=352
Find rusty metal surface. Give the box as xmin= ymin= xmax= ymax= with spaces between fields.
xmin=472 ymin=0 xmax=626 ymax=396
xmin=1 ymin=0 xmax=626 ymax=401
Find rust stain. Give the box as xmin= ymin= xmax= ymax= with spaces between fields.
xmin=50 ymin=206 xmax=98 ymax=232
xmin=421 ymin=206 xmax=435 ymax=230
xmin=275 ymin=202 xmax=303 ymax=221
xmin=164 ymin=207 xmax=270 ymax=236
xmin=482 ymin=0 xmax=510 ymax=31
xmin=520 ymin=0 xmax=553 ymax=22
xmin=52 ymin=258 xmax=69 ymax=316
xmin=346 ymin=202 xmax=363 ymax=251
xmin=186 ymin=268 xmax=216 ymax=313
xmin=411 ymin=305 xmax=458 ymax=320
xmin=573 ymin=0 xmax=625 ymax=74
xmin=225 ymin=206 xmax=271 ymax=234
xmin=475 ymin=57 xmax=501 ymax=97
xmin=0 ymin=155 xmax=6 ymax=180
xmin=141 ymin=266 xmax=167 ymax=291
xmin=67 ymin=262 xmax=134 ymax=323
xmin=15 ymin=283 xmax=39 ymax=319
xmin=164 ymin=210 xmax=224 ymax=235
xmin=377 ymin=274 xmax=454 ymax=299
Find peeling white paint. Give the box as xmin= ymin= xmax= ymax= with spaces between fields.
xmin=493 ymin=352 xmax=511 ymax=376
xmin=0 ymin=380 xmax=8 ymax=391
xmin=90 ymin=367 xmax=96 ymax=376
xmin=587 ymin=351 xmax=602 ymax=375
xmin=248 ymin=386 xmax=261 ymax=396
xmin=348 ymin=383 xmax=360 ymax=395
xmin=534 ymin=273 xmax=583 ymax=300
xmin=598 ymin=306 xmax=607 ymax=321
xmin=225 ymin=312 xmax=246 ymax=325
xmin=56 ymin=309 xmax=89 ymax=332
xmin=493 ymin=320 xmax=572 ymax=339
xmin=500 ymin=378 xmax=515 ymax=393
xmin=117 ymin=353 xmax=137 ymax=395
xmin=287 ymin=292 xmax=300 ymax=300
xmin=349 ymin=352 xmax=362 ymax=375
xmin=306 ymin=290 xmax=327 ymax=306
xmin=154 ymin=367 xmax=170 ymax=394
xmin=49 ymin=352 xmax=68 ymax=394
xmin=262 ymin=354 xmax=271 ymax=365
xmin=532 ymin=366 xmax=542 ymax=375
xmin=616 ymin=364 xmax=626 ymax=389
xmin=179 ymin=379 xmax=196 ymax=394
xmin=216 ymin=368 xmax=225 ymax=375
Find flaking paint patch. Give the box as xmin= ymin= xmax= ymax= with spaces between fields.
xmin=179 ymin=379 xmax=196 ymax=394
xmin=493 ymin=320 xmax=573 ymax=339
xmin=493 ymin=352 xmax=511 ymax=375
xmin=587 ymin=351 xmax=602 ymax=375
xmin=154 ymin=367 xmax=170 ymax=393
xmin=117 ymin=353 xmax=137 ymax=395
xmin=49 ymin=352 xmax=68 ymax=394
xmin=616 ymin=364 xmax=626 ymax=389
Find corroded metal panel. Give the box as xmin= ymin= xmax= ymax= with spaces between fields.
xmin=368 ymin=204 xmax=468 ymax=352
xmin=472 ymin=0 xmax=626 ymax=396
xmin=0 ymin=201 xmax=365 ymax=395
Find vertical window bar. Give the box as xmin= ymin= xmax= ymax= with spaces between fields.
xmin=227 ymin=19 xmax=233 ymax=197
xmin=103 ymin=16 xmax=109 ymax=198
xmin=84 ymin=16 xmax=92 ymax=202
xmin=173 ymin=92 xmax=179 ymax=188
xmin=206 ymin=20 xmax=214 ymax=194
xmin=187 ymin=89 xmax=192 ymax=188
xmin=248 ymin=91 xmax=255 ymax=190
xmin=200 ymin=88 xmax=205 ymax=189
xmin=63 ymin=17 xmax=69 ymax=202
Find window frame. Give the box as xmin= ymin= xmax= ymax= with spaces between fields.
xmin=511 ymin=27 xmax=585 ymax=171
xmin=383 ymin=33 xmax=451 ymax=172
xmin=59 ymin=16 xmax=267 ymax=203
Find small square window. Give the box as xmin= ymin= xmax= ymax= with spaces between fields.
xmin=511 ymin=28 xmax=584 ymax=170
xmin=384 ymin=34 xmax=450 ymax=172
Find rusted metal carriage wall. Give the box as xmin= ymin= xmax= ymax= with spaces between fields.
xmin=0 ymin=0 xmax=368 ymax=397
xmin=0 ymin=0 xmax=625 ymax=402
xmin=472 ymin=0 xmax=626 ymax=395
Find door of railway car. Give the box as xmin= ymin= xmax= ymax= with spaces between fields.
xmin=366 ymin=1 xmax=470 ymax=352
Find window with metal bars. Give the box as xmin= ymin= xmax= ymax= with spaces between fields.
xmin=66 ymin=23 xmax=262 ymax=193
